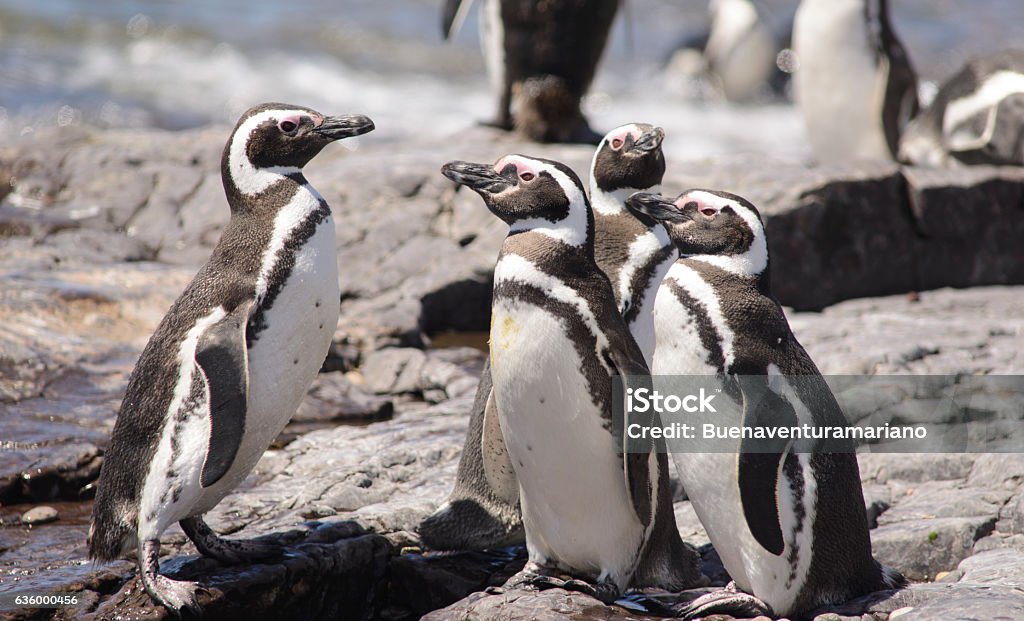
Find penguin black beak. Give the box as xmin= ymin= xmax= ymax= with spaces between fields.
xmin=625 ymin=192 xmax=687 ymax=223
xmin=441 ymin=160 xmax=513 ymax=194
xmin=314 ymin=114 xmax=376 ymax=140
xmin=631 ymin=127 xmax=665 ymax=153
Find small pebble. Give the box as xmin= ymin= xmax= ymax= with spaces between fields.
xmin=935 ymin=570 xmax=950 ymax=581
xmin=21 ymin=505 xmax=59 ymax=525
xmin=890 ymin=607 xmax=914 ymax=619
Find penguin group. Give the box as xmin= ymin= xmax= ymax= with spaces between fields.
xmin=793 ymin=0 xmax=1024 ymax=166
xmin=426 ymin=123 xmax=906 ymax=618
xmin=87 ymin=1 xmax=1024 ymax=618
xmin=438 ymin=0 xmax=1023 ymax=165
xmin=88 ymin=101 xmax=905 ymax=619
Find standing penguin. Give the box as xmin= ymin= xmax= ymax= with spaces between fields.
xmin=625 ymin=189 xmax=905 ymax=618
xmin=440 ymin=155 xmax=700 ymax=599
xmin=703 ymin=0 xmax=785 ymax=102
xmin=899 ymin=49 xmax=1024 ymax=167
xmin=442 ymin=0 xmax=619 ymax=144
xmin=419 ymin=123 xmax=673 ymax=553
xmin=88 ymin=103 xmax=374 ymax=614
xmin=793 ymin=0 xmax=918 ymax=162
xmin=591 ymin=122 xmax=675 ymax=363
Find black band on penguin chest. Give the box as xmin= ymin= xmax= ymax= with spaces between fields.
xmin=492 ymin=279 xmax=612 ymax=424
xmin=246 ymin=198 xmax=331 ymax=347
xmin=622 ymin=244 xmax=676 ymax=325
xmin=666 ymin=278 xmax=727 ymax=372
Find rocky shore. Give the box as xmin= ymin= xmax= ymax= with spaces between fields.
xmin=1 ymin=123 xmax=1023 ymax=620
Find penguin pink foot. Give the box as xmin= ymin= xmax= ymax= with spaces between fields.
xmin=139 ymin=539 xmax=207 ymax=617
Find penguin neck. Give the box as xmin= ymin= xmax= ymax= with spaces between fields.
xmin=221 ymin=131 xmax=310 ymax=205
xmin=620 ymin=223 xmax=678 ymax=331
xmin=503 ymin=202 xmax=597 ymax=279
xmin=507 ymin=200 xmax=594 ymax=250
xmin=685 ymin=232 xmax=769 ymax=280
xmin=590 ymin=185 xmax=657 ymax=216
xmin=499 ymin=231 xmax=595 ymax=282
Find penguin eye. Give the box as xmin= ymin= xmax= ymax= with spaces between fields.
xmin=278 ymin=120 xmax=298 ymax=134
xmin=701 ymin=207 xmax=718 ymax=216
xmin=611 ymin=138 xmax=624 ymax=149
xmin=520 ymin=172 xmax=535 ymax=182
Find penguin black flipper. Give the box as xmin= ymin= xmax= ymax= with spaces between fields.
xmin=603 ymin=304 xmax=663 ymax=524
xmin=197 ymin=300 xmax=254 ymax=488
xmin=593 ymin=317 xmax=654 ymax=524
xmin=419 ymin=359 xmax=524 ymax=550
xmin=604 ymin=318 xmax=702 ymax=590
xmin=872 ymin=0 xmax=919 ymax=156
xmin=735 ymin=373 xmax=798 ymax=557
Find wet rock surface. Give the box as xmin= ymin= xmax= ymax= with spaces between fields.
xmin=1 ymin=124 xmax=1023 ymax=619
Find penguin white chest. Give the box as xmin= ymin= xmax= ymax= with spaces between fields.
xmin=794 ymin=0 xmax=891 ymax=161
xmin=489 ymin=297 xmax=644 ymax=586
xmin=243 ymin=215 xmax=339 ymax=466
xmin=139 ymin=207 xmax=339 ymax=532
xmin=651 ymin=266 xmax=729 ymax=375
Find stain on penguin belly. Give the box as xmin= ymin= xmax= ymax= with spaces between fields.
xmin=490 ymin=300 xmax=644 ymax=582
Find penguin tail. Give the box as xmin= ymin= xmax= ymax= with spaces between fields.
xmin=87 ymin=519 xmax=137 ymax=563
xmin=87 ymin=494 xmax=139 ymax=563
xmin=878 ymin=561 xmax=908 ymax=589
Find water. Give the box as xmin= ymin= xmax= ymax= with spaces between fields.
xmin=1 ymin=1 xmax=1022 ymax=160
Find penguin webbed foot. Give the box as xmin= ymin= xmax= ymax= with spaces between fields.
xmin=180 ymin=516 xmax=283 ymax=565
xmin=676 ymin=581 xmax=772 ymax=620
xmin=140 ymin=539 xmax=207 ymax=617
xmin=500 ymin=564 xmax=620 ymax=604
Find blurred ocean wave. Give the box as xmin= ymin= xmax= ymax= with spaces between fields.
xmin=0 ymin=0 xmax=1021 ymax=158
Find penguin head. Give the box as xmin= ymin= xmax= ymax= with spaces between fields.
xmin=626 ymin=189 xmax=768 ymax=276
xmin=442 ymin=155 xmax=589 ymax=228
xmin=591 ymin=123 xmax=666 ymax=194
xmin=224 ymin=103 xmax=374 ymax=197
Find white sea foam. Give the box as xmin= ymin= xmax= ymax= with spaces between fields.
xmin=0 ymin=0 xmax=1019 ymax=158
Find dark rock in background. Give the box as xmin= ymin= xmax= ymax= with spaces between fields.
xmin=670 ymin=158 xmax=1024 ymax=311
